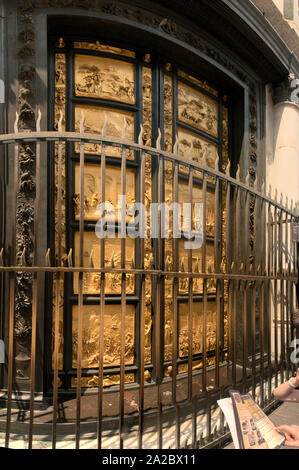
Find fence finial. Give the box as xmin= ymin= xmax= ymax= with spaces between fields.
xmin=215 ymin=151 xmax=220 ymax=170
xmin=0 ymin=248 xmax=4 ymax=267
xmin=102 ymin=113 xmax=108 ymax=137
xmin=280 ymin=192 xmax=283 ymax=205
xmin=274 ymin=188 xmax=278 ymax=202
xmin=67 ymin=249 xmax=73 ymax=268
xmin=189 ymin=141 xmax=193 ymax=161
xmin=111 ymin=252 xmax=115 ymax=269
xmin=236 ymin=164 xmax=240 ymax=182
xmin=138 ymin=124 xmax=144 ymax=145
xmin=156 ymin=128 xmax=162 ymax=150
xmin=225 ymin=160 xmax=231 ymax=177
xmin=45 ymin=248 xmax=51 ymax=267
xmin=36 ymin=108 xmax=42 ymax=132
xmin=20 ymin=247 xmax=26 ymax=266
xmin=291 ymin=199 xmax=294 ymax=211
xmin=285 ymin=196 xmax=289 ymax=209
xmin=268 ymin=184 xmax=272 ymax=198
xmin=89 ymin=249 xmax=94 ymax=268
xmin=58 ymin=110 xmax=63 ymax=132
xmin=245 ymin=170 xmax=250 ymax=186
xmin=80 ymin=111 xmax=85 ymax=134
xmin=122 ymin=116 xmax=128 ymax=139
xmin=14 ymin=112 xmax=19 ymax=134
xmin=202 ymin=146 xmax=207 ymax=167
xmin=261 ymin=179 xmax=265 ymax=195
xmin=173 ymin=134 xmax=178 ymax=154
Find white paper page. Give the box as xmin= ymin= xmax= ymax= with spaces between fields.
xmin=217 ymin=397 xmax=240 ymax=449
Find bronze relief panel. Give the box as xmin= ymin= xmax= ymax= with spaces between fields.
xmin=178 ymin=128 xmax=218 ymax=169
xmin=72 ymin=304 xmax=135 ymax=369
xmin=73 ymin=232 xmax=135 ymax=295
xmin=73 ymin=163 xmax=135 ymax=221
xmin=178 ymin=82 xmax=218 ymax=138
xmin=74 ymin=105 xmax=135 ymax=158
xmin=178 ymin=301 xmax=217 ymax=358
xmin=75 ymin=54 xmax=135 ymax=104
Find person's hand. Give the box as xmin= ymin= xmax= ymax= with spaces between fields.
xmin=296 ymin=368 xmax=299 ymax=385
xmin=275 ymin=425 xmax=299 ymax=447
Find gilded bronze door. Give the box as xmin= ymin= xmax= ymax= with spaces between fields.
xmin=48 ymin=38 xmax=230 ymax=393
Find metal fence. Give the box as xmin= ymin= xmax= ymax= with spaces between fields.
xmin=0 ymin=112 xmax=298 ymax=449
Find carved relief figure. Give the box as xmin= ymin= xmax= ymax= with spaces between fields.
xmin=178 ymin=82 xmax=218 ymax=137
xmin=75 ymin=55 xmax=135 ymax=104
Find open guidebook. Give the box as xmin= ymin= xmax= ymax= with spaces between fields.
xmin=217 ymin=390 xmax=286 ymax=449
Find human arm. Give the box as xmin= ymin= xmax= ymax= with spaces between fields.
xmin=273 ymin=369 xmax=299 ymax=402
xmin=275 ymin=425 xmax=299 ymax=447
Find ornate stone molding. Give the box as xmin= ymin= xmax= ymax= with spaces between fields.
xmin=273 ymin=73 xmax=297 ymax=105
xmin=14 ymin=0 xmax=37 ymax=379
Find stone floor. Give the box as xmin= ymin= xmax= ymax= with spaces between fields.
xmin=0 ymin=377 xmax=295 ymax=450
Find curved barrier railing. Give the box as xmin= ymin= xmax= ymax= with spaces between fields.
xmin=0 ymin=111 xmax=298 ymax=449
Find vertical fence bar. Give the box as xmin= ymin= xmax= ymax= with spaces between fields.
xmin=202 ymin=169 xmax=207 ymax=394
xmin=187 ymin=167 xmax=193 ymax=401
xmin=156 ymin=152 xmax=163 ymax=449
xmin=5 ymin=125 xmax=19 ymax=448
xmin=259 ymin=198 xmax=266 ymax=406
xmin=97 ymin=136 xmax=106 ymax=449
xmin=172 ymin=161 xmax=179 ymax=448
xmin=274 ymin=205 xmax=278 ymax=387
xmin=285 ymin=209 xmax=290 ymax=380
xmin=75 ymin=134 xmax=85 ymax=449
xmin=214 ymin=177 xmax=221 ymax=384
xmin=119 ymin=142 xmax=127 ymax=449
xmin=279 ymin=207 xmax=285 ymax=384
xmin=267 ymin=202 xmax=273 ymax=397
xmin=219 ymin=178 xmax=230 ymax=388
xmin=138 ymin=149 xmax=146 ymax=449
xmin=243 ymin=188 xmax=250 ymax=394
xmin=52 ymin=132 xmax=63 ymax=449
xmin=251 ymin=195 xmax=257 ymax=399
xmin=28 ymin=116 xmax=41 ymax=449
xmin=232 ymin=184 xmax=240 ymax=388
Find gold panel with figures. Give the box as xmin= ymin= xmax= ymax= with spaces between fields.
xmin=73 ymin=232 xmax=135 ymax=295
xmin=178 ymin=239 xmax=215 ymax=294
xmin=74 ymin=105 xmax=135 ymax=158
xmin=74 ymin=42 xmax=136 ymax=58
xmin=72 ymin=304 xmax=135 ymax=369
xmin=178 ymin=180 xmax=215 ymax=237
xmin=178 ymin=82 xmax=218 ymax=137
xmin=178 ymin=301 xmax=217 ymax=358
xmin=73 ymin=163 xmax=135 ymax=221
xmin=178 ymin=128 xmax=218 ymax=169
xmin=75 ymin=55 xmax=135 ymax=104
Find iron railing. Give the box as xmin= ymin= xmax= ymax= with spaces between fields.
xmin=0 ymin=112 xmax=298 ymax=449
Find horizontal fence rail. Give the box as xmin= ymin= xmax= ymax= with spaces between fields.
xmin=0 ymin=112 xmax=298 ymax=450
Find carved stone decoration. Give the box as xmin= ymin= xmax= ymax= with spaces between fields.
xmin=273 ymin=74 xmax=297 ymax=105
xmin=14 ymin=0 xmax=37 ymax=379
